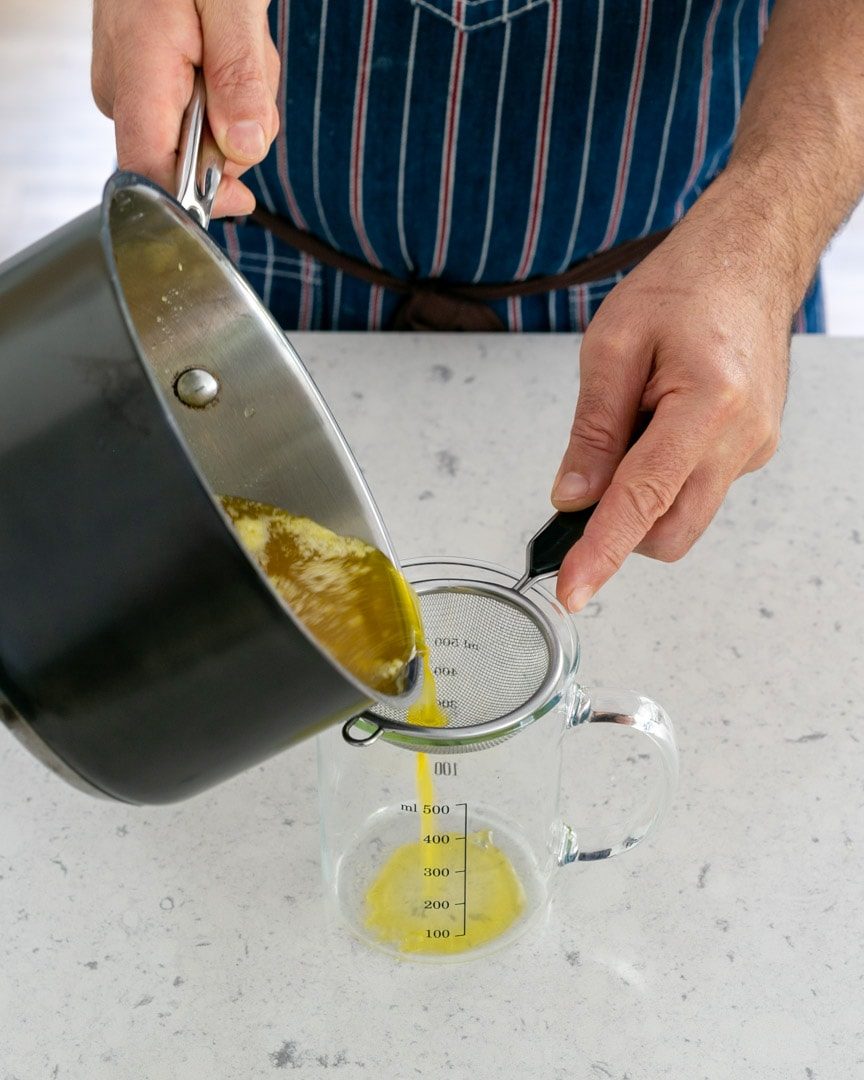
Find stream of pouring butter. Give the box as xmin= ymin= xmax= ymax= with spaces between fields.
xmin=220 ymin=495 xmax=524 ymax=955
xmin=365 ymin=634 xmax=526 ymax=956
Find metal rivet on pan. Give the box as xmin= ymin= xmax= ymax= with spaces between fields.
xmin=174 ymin=368 xmax=220 ymax=408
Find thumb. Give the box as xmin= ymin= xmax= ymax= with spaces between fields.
xmin=201 ymin=0 xmax=280 ymax=168
xmin=551 ymin=331 xmax=650 ymax=510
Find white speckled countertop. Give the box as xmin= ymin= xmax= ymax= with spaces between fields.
xmin=1 ymin=334 xmax=862 ymax=1080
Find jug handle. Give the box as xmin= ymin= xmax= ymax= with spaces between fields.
xmin=557 ymin=686 xmax=679 ymax=865
xmin=174 ymin=69 xmax=225 ymax=229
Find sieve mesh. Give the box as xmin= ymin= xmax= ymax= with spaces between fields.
xmin=368 ymin=585 xmax=554 ymax=735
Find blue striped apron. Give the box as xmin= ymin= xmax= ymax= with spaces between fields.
xmin=209 ymin=0 xmax=824 ymax=333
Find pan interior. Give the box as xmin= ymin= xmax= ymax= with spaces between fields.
xmin=106 ymin=180 xmax=418 ymax=702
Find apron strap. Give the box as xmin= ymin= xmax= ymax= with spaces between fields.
xmin=249 ymin=208 xmax=672 ymax=330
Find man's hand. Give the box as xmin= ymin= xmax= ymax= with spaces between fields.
xmin=92 ymin=0 xmax=280 ymax=218
xmin=552 ymin=0 xmax=864 ymax=613
xmin=551 ymin=171 xmax=795 ymax=612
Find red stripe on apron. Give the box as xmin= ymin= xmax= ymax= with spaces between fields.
xmin=600 ymin=0 xmax=652 ymax=250
xmin=275 ymin=0 xmax=308 ymax=229
xmin=350 ymin=0 xmax=383 ymax=267
xmin=676 ymin=0 xmax=723 ymax=218
xmin=430 ymin=2 xmax=468 ymax=278
xmin=515 ymin=0 xmax=562 ymax=280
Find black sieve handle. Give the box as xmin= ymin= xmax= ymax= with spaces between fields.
xmin=520 ymin=506 xmax=596 ymax=584
xmin=518 ymin=411 xmax=653 ymax=589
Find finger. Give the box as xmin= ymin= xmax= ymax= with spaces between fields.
xmin=91 ymin=57 xmax=115 ymax=119
xmin=92 ymin=81 xmax=115 ymax=120
xmin=210 ymin=160 xmax=261 ymax=218
xmin=113 ymin=49 xmax=195 ymax=194
xmin=264 ymin=31 xmax=282 ymax=103
xmin=200 ymin=0 xmax=280 ymax=169
xmin=739 ymin=425 xmax=781 ymax=475
xmin=113 ymin=50 xmax=256 ymax=218
xmin=212 ymin=175 xmax=257 ymax=218
xmin=91 ymin=0 xmax=117 ymax=117
xmin=551 ymin=327 xmax=653 ymax=511
xmin=634 ymin=461 xmax=737 ymax=562
xmin=555 ymin=394 xmax=721 ymax=610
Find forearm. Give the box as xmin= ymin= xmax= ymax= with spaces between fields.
xmin=703 ymin=0 xmax=864 ymax=312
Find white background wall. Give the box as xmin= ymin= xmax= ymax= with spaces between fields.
xmin=1 ymin=0 xmax=861 ymax=331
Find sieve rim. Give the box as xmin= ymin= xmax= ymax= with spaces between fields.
xmin=350 ymin=567 xmax=571 ymax=748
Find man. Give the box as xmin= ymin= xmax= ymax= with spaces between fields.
xmin=92 ymin=0 xmax=864 ymax=612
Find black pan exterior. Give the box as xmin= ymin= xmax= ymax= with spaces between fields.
xmin=0 ymin=205 xmax=370 ymax=804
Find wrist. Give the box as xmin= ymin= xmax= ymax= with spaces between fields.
xmin=683 ymin=162 xmax=818 ymax=320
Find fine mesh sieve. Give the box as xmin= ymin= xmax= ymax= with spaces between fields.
xmin=341 ymin=416 xmax=654 ymax=752
xmin=409 ymin=586 xmax=554 ymax=726
xmin=342 ymin=506 xmax=601 ymax=753
xmin=343 ymin=580 xmax=566 ymax=752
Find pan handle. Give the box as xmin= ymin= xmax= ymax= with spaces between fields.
xmin=174 ymin=69 xmax=225 ymax=229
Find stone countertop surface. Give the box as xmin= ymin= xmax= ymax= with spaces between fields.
xmin=1 ymin=334 xmax=861 ymax=1080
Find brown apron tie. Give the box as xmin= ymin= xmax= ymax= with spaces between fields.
xmin=250 ymin=207 xmax=672 ymax=331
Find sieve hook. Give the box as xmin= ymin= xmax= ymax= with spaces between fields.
xmin=342 ymin=714 xmax=385 ymax=747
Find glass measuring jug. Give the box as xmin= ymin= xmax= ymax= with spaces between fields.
xmin=317 ymin=558 xmax=678 ymax=962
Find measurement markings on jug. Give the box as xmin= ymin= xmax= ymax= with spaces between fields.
xmin=452 ymin=802 xmax=468 ymax=937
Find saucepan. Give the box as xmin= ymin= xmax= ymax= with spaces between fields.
xmin=0 ymin=74 xmax=417 ymax=804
